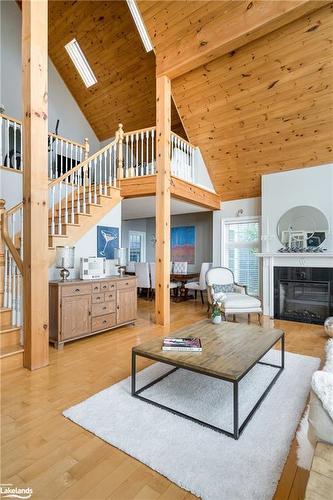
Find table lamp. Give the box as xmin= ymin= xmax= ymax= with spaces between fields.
xmin=114 ymin=248 xmax=127 ymax=277
xmin=56 ymin=246 xmax=75 ymax=281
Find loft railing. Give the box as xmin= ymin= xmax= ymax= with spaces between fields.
xmin=0 ymin=113 xmax=89 ymax=178
xmin=170 ymin=132 xmax=196 ymax=184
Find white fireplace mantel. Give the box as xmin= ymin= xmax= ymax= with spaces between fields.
xmin=256 ymin=252 xmax=333 ymax=317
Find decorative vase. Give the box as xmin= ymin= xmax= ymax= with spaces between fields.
xmin=324 ymin=317 xmax=333 ymax=338
xmin=212 ymin=315 xmax=222 ymax=325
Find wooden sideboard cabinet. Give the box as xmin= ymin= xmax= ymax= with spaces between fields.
xmin=49 ymin=276 xmax=137 ymax=348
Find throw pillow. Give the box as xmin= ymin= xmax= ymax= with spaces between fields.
xmin=212 ymin=283 xmax=234 ymax=293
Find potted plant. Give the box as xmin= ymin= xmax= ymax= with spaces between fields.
xmin=211 ymin=300 xmax=223 ymax=324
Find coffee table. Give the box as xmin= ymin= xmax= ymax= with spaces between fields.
xmin=131 ymin=320 xmax=284 ymax=439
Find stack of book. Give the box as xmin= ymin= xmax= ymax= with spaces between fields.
xmin=162 ymin=337 xmax=202 ymax=352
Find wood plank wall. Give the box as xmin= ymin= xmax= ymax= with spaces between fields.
xmin=171 ymin=3 xmax=333 ymax=200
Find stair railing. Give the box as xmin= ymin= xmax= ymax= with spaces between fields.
xmin=0 ymin=113 xmax=89 ymax=179
xmin=48 ymin=138 xmax=118 ymax=236
xmin=0 ymin=200 xmax=23 ymax=327
xmin=170 ymin=132 xmax=196 ymax=184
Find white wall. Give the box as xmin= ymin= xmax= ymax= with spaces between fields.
xmin=212 ymin=197 xmax=261 ymax=265
xmin=49 ymin=202 xmax=122 ymax=280
xmin=0 ymin=169 xmax=22 ymax=208
xmin=262 ymin=164 xmax=333 ymax=252
xmin=0 ymin=0 xmax=100 ymax=153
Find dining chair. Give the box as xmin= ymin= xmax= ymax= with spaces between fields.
xmin=126 ymin=261 xmax=135 ymax=273
xmin=184 ymin=262 xmax=212 ymax=304
xmin=149 ymin=262 xmax=178 ymax=299
xmin=173 ymin=261 xmax=188 ymax=273
xmin=135 ymin=262 xmax=150 ymax=298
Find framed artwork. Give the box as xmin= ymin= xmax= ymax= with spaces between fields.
xmin=171 ymin=226 xmax=195 ymax=264
xmin=97 ymin=226 xmax=119 ymax=259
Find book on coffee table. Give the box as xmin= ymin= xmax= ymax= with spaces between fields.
xmin=162 ymin=337 xmax=202 ymax=352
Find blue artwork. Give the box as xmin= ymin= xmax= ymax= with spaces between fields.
xmin=97 ymin=226 xmax=119 ymax=259
xmin=171 ymin=226 xmax=195 ymax=264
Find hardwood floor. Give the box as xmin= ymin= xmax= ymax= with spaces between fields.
xmin=1 ymin=298 xmax=327 ymax=500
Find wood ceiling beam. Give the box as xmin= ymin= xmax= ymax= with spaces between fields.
xmin=153 ymin=1 xmax=329 ymax=79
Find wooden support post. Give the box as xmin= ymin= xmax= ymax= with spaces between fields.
xmin=22 ymin=0 xmax=49 ymax=370
xmin=116 ymin=123 xmax=124 ymax=182
xmin=155 ymin=75 xmax=171 ymax=325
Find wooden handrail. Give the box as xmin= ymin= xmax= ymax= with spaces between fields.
xmin=123 ymin=125 xmax=156 ymax=137
xmin=170 ymin=131 xmax=195 ymax=149
xmin=48 ymin=138 xmax=117 ymax=188
xmin=5 ymin=201 xmax=23 ymax=216
xmin=1 ymin=210 xmax=23 ymax=275
xmin=0 ymin=113 xmax=22 ymax=124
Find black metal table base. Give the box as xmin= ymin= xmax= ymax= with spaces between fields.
xmin=131 ymin=334 xmax=284 ymax=440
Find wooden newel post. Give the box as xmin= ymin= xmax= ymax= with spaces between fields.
xmin=155 ymin=75 xmax=171 ymax=326
xmin=22 ymin=0 xmax=49 ymax=370
xmin=84 ymin=137 xmax=90 ymax=160
xmin=116 ymin=123 xmax=124 ymax=182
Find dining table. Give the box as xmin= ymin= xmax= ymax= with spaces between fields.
xmin=170 ymin=271 xmax=200 ymax=302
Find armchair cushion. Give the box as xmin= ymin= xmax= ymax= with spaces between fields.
xmin=212 ymin=283 xmax=234 ymax=294
xmin=222 ymin=293 xmax=261 ymax=310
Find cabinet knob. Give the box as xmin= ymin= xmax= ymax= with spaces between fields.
xmin=117 ymin=305 xmax=120 ymax=310
xmin=75 ymin=288 xmax=80 ymax=292
xmin=103 ymin=320 xmax=107 ymax=324
xmin=103 ymin=306 xmax=107 ymax=310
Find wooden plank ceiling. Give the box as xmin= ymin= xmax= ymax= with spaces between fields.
xmin=48 ymin=0 xmax=186 ymax=141
xmin=139 ymin=1 xmax=333 ymax=200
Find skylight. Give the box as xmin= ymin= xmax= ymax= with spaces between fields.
xmin=65 ymin=39 xmax=97 ymax=88
xmin=126 ymin=0 xmax=153 ymax=53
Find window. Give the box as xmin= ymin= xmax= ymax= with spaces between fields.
xmin=129 ymin=231 xmax=146 ymax=263
xmin=222 ymin=217 xmax=261 ymax=296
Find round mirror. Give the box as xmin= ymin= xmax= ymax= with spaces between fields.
xmin=277 ymin=205 xmax=329 ymax=250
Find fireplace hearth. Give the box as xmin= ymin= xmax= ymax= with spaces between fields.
xmin=274 ymin=267 xmax=333 ymax=325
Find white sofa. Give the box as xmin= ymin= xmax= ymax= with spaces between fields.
xmin=308 ymin=339 xmax=333 ymax=446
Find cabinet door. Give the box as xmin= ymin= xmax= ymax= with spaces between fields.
xmin=116 ymin=287 xmax=137 ymax=324
xmin=61 ymin=295 xmax=91 ymax=340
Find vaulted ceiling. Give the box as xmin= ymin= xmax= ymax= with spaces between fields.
xmin=47 ymin=0 xmax=333 ymax=200
xmin=139 ymin=1 xmax=333 ymax=200
xmin=48 ymin=0 xmax=186 ymax=141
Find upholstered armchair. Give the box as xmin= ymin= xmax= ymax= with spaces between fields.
xmin=206 ymin=267 xmax=262 ymax=324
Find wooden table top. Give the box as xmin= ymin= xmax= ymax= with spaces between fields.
xmin=170 ymin=272 xmax=200 ymax=281
xmin=133 ymin=319 xmax=284 ymax=381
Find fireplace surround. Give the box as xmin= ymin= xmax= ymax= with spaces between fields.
xmin=274 ymin=267 xmax=333 ymax=324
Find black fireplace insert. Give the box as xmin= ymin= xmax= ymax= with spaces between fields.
xmin=274 ymin=267 xmax=333 ymax=325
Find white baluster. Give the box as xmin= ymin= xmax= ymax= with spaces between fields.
xmin=146 ymin=130 xmax=149 ymax=175
xmin=89 ymin=160 xmax=92 ymax=203
xmin=6 ymin=119 xmax=9 ymax=167
xmin=108 ymin=150 xmax=112 ymax=187
xmin=94 ymin=159 xmax=97 ymax=203
xmin=12 ymin=265 xmax=17 ymax=325
xmin=0 ymin=115 xmax=3 ymax=166
xmin=125 ymin=135 xmax=129 ymax=178
xmin=77 ymin=169 xmax=81 ymax=213
xmin=20 ymin=123 xmax=23 ymax=170
xmin=55 ymin=137 xmax=58 ymax=178
xmin=13 ymin=122 xmax=17 ymax=170
xmin=65 ymin=176 xmax=68 ymax=224
xmin=20 ymin=206 xmax=23 ymax=259
xmin=58 ymin=182 xmax=62 ymax=234
xmin=71 ymin=173 xmax=75 ymax=224
xmin=83 ymin=166 xmax=87 ymax=213
xmin=104 ymin=150 xmax=107 ymax=194
xmin=130 ymin=134 xmax=134 ymax=177
xmin=51 ymin=186 xmax=55 ymax=235
xmin=151 ymin=129 xmax=155 ymax=174
xmin=113 ymin=146 xmax=116 ymax=185
xmin=3 ymin=248 xmax=9 ymax=308
xmin=141 ymin=131 xmax=144 ymax=176
xmin=8 ymin=255 xmax=12 ymax=308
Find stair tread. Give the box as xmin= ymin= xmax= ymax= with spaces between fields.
xmin=0 ymin=344 xmax=24 ymax=358
xmin=0 ymin=325 xmax=21 ymax=334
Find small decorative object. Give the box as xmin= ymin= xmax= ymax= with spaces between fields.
xmin=80 ymin=257 xmax=106 ymax=280
xmin=56 ymin=246 xmax=75 ymax=281
xmin=97 ymin=226 xmax=119 ymax=259
xmin=211 ymin=300 xmax=223 ymax=324
xmin=114 ymin=248 xmax=128 ymax=277
xmin=324 ymin=317 xmax=333 ymax=338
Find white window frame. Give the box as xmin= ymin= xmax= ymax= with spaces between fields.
xmin=221 ymin=216 xmax=262 ymax=297
xmin=128 ymin=230 xmax=146 ymax=263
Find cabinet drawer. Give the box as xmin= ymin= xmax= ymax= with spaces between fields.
xmin=100 ymin=282 xmax=110 ymax=292
xmin=92 ymin=313 xmax=116 ymax=332
xmin=92 ymin=293 xmax=105 ymax=304
xmin=62 ymin=284 xmax=92 ymax=297
xmin=117 ymin=279 xmax=135 ymax=290
xmin=92 ymin=283 xmax=101 ymax=293
xmin=108 ymin=282 xmax=117 ymax=291
xmin=105 ymin=291 xmax=116 ymax=302
xmin=92 ymin=301 xmax=115 ymax=317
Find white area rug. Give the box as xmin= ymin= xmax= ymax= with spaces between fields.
xmin=64 ymin=350 xmax=319 ymax=500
